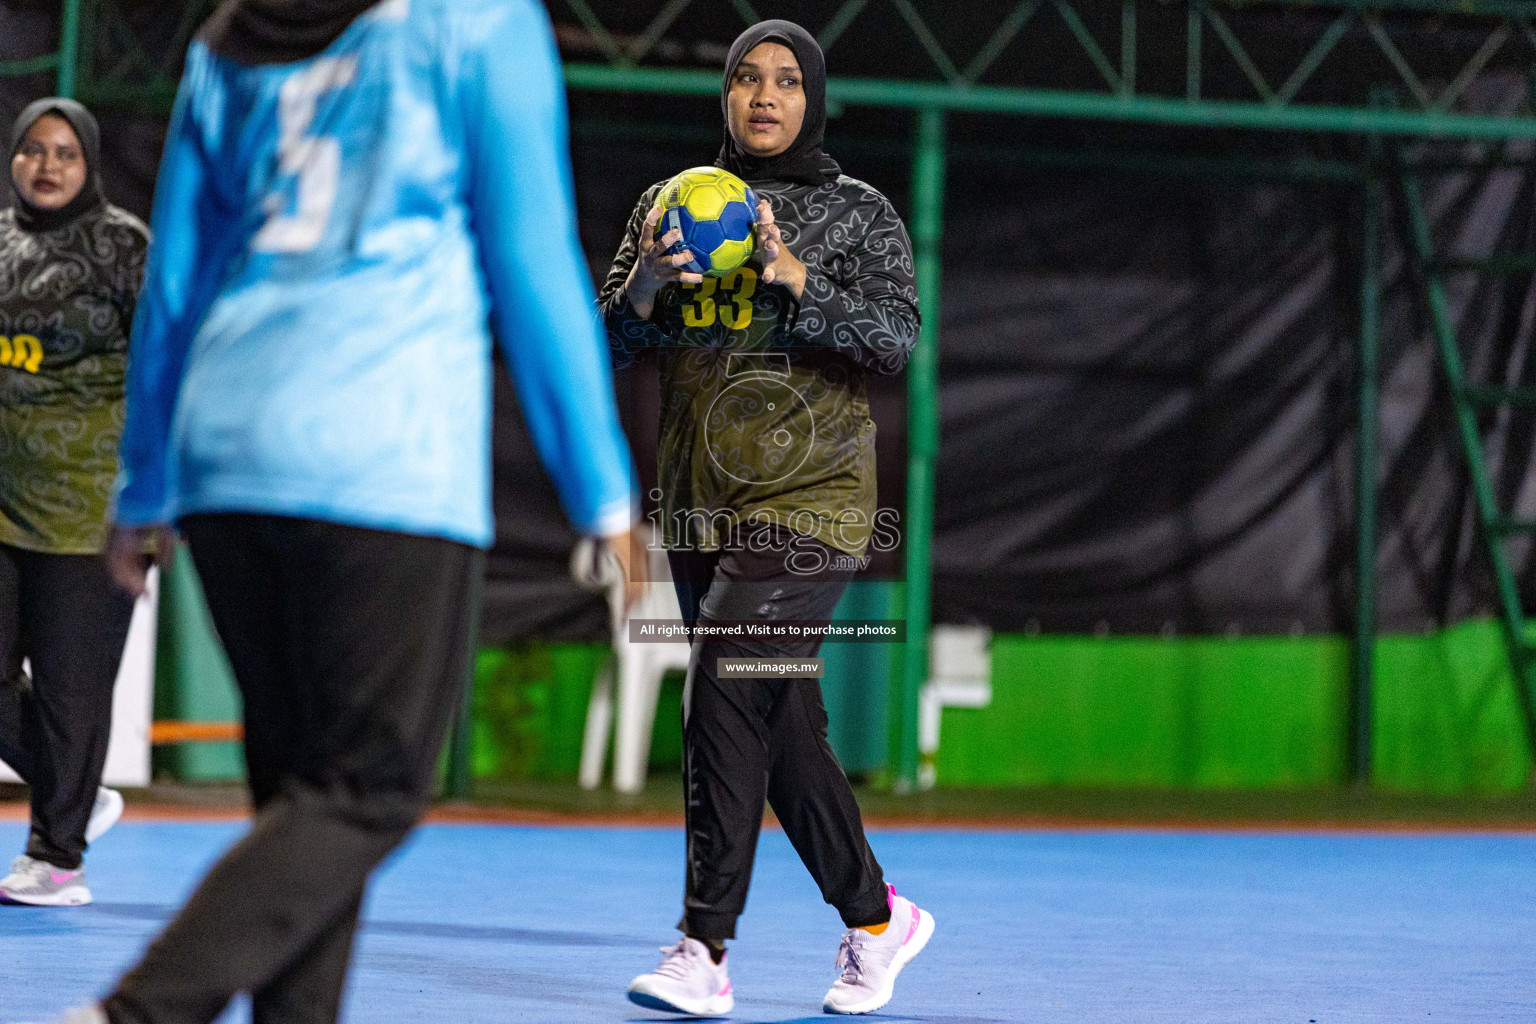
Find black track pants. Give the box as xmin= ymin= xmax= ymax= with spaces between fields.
xmin=668 ymin=528 xmax=888 ymax=940
xmin=0 ymin=543 xmax=134 ymax=870
xmin=105 ymin=514 xmax=482 ymax=1024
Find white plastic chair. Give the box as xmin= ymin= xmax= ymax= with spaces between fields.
xmin=918 ymin=624 xmax=993 ymax=790
xmin=572 ymin=530 xmax=692 ymax=793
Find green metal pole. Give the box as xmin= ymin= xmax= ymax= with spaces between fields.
xmin=56 ymin=0 xmax=81 ymax=98
xmin=1351 ymin=151 xmax=1382 ymax=786
xmin=896 ymin=106 xmax=945 ymax=793
xmin=76 ymin=0 xmax=98 ymax=106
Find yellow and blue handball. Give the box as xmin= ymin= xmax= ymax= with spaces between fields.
xmin=652 ymin=166 xmax=759 ymax=278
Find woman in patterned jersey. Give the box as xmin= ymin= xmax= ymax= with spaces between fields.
xmin=0 ymin=99 xmax=149 ymax=908
xmin=601 ymin=20 xmax=934 ymax=1018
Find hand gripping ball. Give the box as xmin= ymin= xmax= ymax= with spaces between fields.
xmin=652 ymin=167 xmax=759 ymax=278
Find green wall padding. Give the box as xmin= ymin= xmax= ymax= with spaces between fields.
xmin=1372 ymin=619 xmax=1531 ymax=794
xmin=935 ymin=633 xmax=1349 ymax=789
xmin=153 ymin=552 xmax=244 ymax=783
xmin=471 ymin=643 xmax=611 ymax=780
xmin=467 ymin=583 xmax=898 ymax=782
xmin=649 ymin=673 xmax=685 ymax=769
xmin=934 ymin=621 xmax=1532 ymax=794
xmin=153 ymin=552 xmax=1533 ymax=795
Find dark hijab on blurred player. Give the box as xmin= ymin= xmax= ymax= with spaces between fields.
xmin=196 ymin=0 xmax=380 ymax=63
xmin=600 ymin=19 xmax=932 ymax=1020
xmin=0 ymin=98 xmax=149 ymax=908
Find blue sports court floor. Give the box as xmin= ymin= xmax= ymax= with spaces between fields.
xmin=1 ymin=820 xmax=1532 ymax=1022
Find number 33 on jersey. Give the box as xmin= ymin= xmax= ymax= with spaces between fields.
xmin=680 ymin=267 xmax=758 ymax=330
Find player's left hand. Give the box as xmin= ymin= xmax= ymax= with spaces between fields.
xmin=757 ymin=198 xmax=806 ymax=298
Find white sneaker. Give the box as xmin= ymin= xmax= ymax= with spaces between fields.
xmin=822 ymin=885 xmax=934 ymax=1014
xmin=0 ymin=855 xmax=92 ymax=906
xmin=627 ymin=936 xmax=734 ymax=1017
xmin=85 ymin=787 xmax=123 ymax=844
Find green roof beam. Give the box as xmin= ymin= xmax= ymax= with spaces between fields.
xmin=0 ymin=53 xmax=61 ymax=78
xmin=563 ymin=64 xmax=1536 ymax=138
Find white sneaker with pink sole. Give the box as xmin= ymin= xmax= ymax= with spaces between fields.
xmin=627 ymin=936 xmax=734 ymax=1017
xmin=822 ymin=884 xmax=935 ymax=1014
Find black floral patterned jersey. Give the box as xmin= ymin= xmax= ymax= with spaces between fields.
xmin=0 ymin=204 xmax=148 ymax=553
xmin=600 ymin=174 xmax=918 ymax=557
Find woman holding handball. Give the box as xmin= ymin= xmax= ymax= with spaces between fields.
xmin=600 ymin=19 xmax=931 ymax=1018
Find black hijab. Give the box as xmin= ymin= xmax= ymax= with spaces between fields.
xmin=8 ymin=97 xmax=105 ymax=234
xmin=198 ymin=0 xmax=380 ymax=65
xmin=716 ymin=20 xmax=841 ymax=188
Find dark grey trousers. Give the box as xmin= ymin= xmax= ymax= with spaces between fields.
xmin=0 ymin=544 xmax=134 ymax=870
xmin=105 ymin=514 xmax=481 ymax=1024
xmin=667 ymin=527 xmax=888 ymax=940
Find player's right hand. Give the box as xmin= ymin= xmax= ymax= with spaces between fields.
xmin=604 ymin=528 xmax=645 ymax=615
xmin=571 ymin=528 xmax=645 ymax=615
xmin=105 ymin=524 xmax=177 ymax=598
xmin=625 ymin=206 xmax=705 ymax=318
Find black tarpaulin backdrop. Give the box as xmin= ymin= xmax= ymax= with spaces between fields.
xmin=5 ymin=3 xmax=1535 ymax=640
xmin=473 ymin=119 xmax=1536 ymax=642
xmin=933 ymin=143 xmax=1536 ymax=635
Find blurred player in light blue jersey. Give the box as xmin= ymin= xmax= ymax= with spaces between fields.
xmin=32 ymin=2 xmax=640 ymax=1023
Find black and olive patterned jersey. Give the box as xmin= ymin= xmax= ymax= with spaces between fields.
xmin=600 ymin=174 xmax=918 ymax=557
xmin=0 ymin=204 xmax=148 ymax=553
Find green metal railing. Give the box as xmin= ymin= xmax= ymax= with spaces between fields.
xmin=565 ymin=64 xmax=1536 ymax=140
xmin=562 ymin=0 xmax=1536 ymax=138
xmin=10 ymin=0 xmax=1536 ymax=791
xmin=0 ymin=0 xmax=81 ymax=98
xmin=1401 ymin=172 xmax=1536 ymax=770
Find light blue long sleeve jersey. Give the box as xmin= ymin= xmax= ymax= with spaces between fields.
xmin=116 ymin=0 xmax=635 ymax=545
